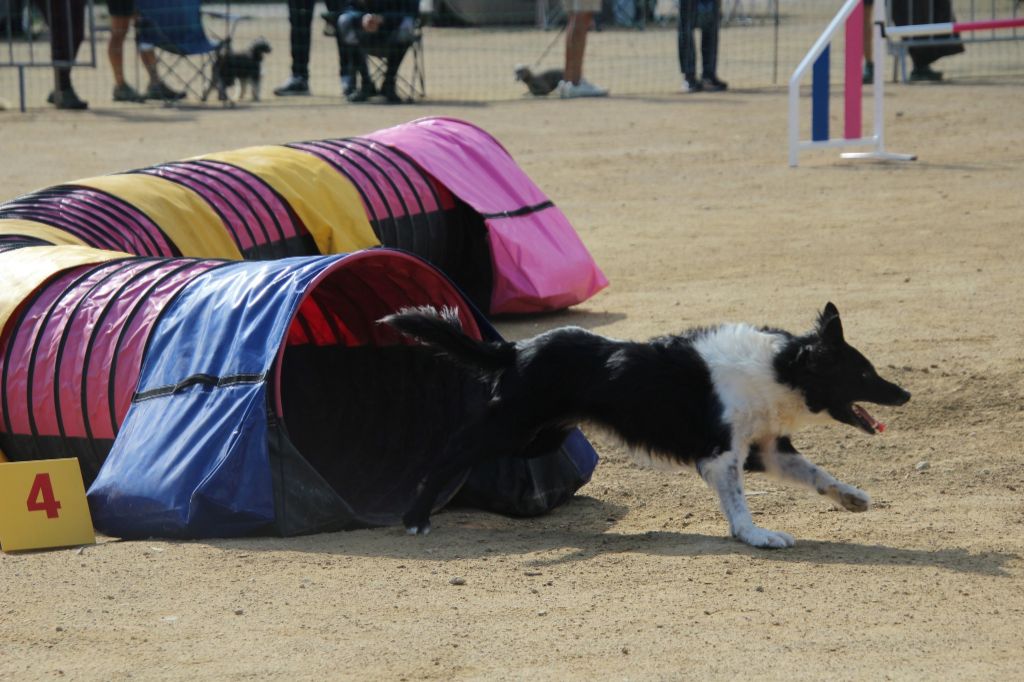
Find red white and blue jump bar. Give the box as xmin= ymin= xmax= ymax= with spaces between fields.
xmin=788 ymin=0 xmax=1024 ymax=166
xmin=885 ymin=17 xmax=1024 ymax=38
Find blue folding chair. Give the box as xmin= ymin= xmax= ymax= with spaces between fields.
xmin=134 ymin=0 xmax=248 ymax=101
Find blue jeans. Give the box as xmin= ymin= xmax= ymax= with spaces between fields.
xmin=677 ymin=0 xmax=721 ymax=79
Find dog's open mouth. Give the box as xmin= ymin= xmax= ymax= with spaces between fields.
xmin=852 ymin=404 xmax=886 ymax=434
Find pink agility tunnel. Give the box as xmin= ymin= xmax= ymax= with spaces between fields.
xmin=0 ymin=118 xmax=607 ymax=315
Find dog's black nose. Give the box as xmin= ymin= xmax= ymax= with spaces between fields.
xmin=895 ymin=389 xmax=911 ymax=405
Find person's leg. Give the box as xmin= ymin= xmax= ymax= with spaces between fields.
xmin=335 ymin=11 xmax=364 ymax=95
xmin=108 ymin=15 xmax=132 ymax=86
xmin=288 ymin=0 xmax=314 ymax=79
xmin=39 ymin=0 xmax=87 ymax=107
xmin=564 ymin=10 xmax=590 ymax=85
xmin=697 ymin=1 xmax=717 ymax=80
xmin=275 ymin=0 xmax=314 ymax=93
xmin=380 ymin=40 xmax=410 ymax=103
xmin=697 ymin=0 xmax=726 ymax=90
xmin=677 ymin=0 xmax=700 ymax=90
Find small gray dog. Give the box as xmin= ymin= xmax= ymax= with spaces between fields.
xmin=210 ymin=37 xmax=272 ymax=104
xmin=514 ymin=64 xmax=564 ymax=96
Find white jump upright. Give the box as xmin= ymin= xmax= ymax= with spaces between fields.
xmin=788 ymin=0 xmax=914 ymax=167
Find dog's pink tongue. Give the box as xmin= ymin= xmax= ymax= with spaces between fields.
xmin=854 ymin=404 xmax=886 ymax=433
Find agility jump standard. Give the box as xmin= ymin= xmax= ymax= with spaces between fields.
xmin=788 ymin=0 xmax=1024 ymax=167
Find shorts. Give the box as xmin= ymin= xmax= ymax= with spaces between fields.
xmin=562 ymin=0 xmax=602 ymax=13
xmin=107 ymin=0 xmax=135 ymax=18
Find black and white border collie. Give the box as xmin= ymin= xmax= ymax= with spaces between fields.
xmin=380 ymin=303 xmax=910 ymax=549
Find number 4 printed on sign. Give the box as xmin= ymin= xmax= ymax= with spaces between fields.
xmin=27 ymin=473 xmax=62 ymax=519
xmin=0 ymin=459 xmax=94 ymax=552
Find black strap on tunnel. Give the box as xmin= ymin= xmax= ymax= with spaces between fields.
xmin=111 ymin=258 xmax=234 ymax=428
xmin=12 ymin=259 xmax=131 ymax=460
xmin=106 ymin=259 xmax=220 ymax=438
xmin=134 ymin=371 xmax=267 ymax=402
xmin=479 ymin=201 xmax=555 ymax=219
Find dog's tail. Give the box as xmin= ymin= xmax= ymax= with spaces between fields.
xmin=379 ymin=306 xmax=516 ymax=374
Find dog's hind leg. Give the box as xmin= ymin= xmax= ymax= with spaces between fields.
xmin=761 ymin=437 xmax=871 ymax=512
xmin=403 ymin=412 xmax=532 ymax=536
xmin=699 ymin=447 xmax=795 ymax=549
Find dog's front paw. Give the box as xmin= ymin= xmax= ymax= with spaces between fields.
xmin=402 ymin=510 xmax=432 ymax=536
xmin=827 ymin=484 xmax=871 ymax=512
xmin=733 ymin=525 xmax=795 ymax=549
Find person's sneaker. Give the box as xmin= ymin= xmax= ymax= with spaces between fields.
xmin=909 ymin=66 xmax=942 ymax=82
xmin=341 ymin=75 xmax=356 ymax=98
xmin=861 ymin=61 xmax=874 ymax=85
xmin=701 ymin=75 xmax=728 ymax=92
xmin=48 ymin=88 xmax=88 ymax=110
xmin=145 ymin=81 xmax=186 ymax=101
xmin=274 ymin=75 xmax=310 ymax=96
xmin=381 ymin=88 xmax=404 ymax=104
xmin=113 ymin=83 xmax=144 ymax=102
xmin=681 ymin=75 xmax=703 ymax=93
xmin=346 ymin=82 xmax=378 ymax=102
xmin=557 ymin=78 xmax=608 ymax=99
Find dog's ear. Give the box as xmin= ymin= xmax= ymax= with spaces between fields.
xmin=817 ymin=302 xmax=844 ymax=346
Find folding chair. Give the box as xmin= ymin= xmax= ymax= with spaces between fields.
xmin=326 ymin=9 xmax=425 ymax=102
xmin=365 ymin=19 xmax=424 ymax=102
xmin=134 ymin=0 xmax=248 ymax=101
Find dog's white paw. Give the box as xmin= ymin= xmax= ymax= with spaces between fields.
xmin=828 ymin=484 xmax=871 ymax=513
xmin=734 ymin=525 xmax=795 ymax=549
xmin=405 ymin=522 xmax=431 ymax=536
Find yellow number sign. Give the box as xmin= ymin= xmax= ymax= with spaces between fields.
xmin=0 ymin=458 xmax=96 ymax=552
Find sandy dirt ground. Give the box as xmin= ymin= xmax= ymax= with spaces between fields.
xmin=1 ymin=81 xmax=1023 ymax=680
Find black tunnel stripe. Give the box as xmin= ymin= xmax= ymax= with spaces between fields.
xmin=61 ymin=186 xmax=180 ymax=256
xmin=282 ymin=142 xmax=385 ymax=236
xmin=293 ymin=140 xmax=396 ymax=228
xmin=313 ymin=140 xmax=414 ymax=252
xmin=190 ymin=159 xmax=302 ymax=248
xmin=20 ymin=260 xmax=131 ymax=458
xmin=332 ymin=139 xmax=429 ymax=258
xmin=68 ymin=258 xmax=168 ymax=471
xmin=134 ymin=164 xmax=263 ymax=256
xmin=345 ymin=138 xmax=449 ymax=265
xmin=134 ymin=372 xmax=267 ymax=402
xmin=167 ymin=162 xmax=270 ymax=245
xmin=8 ymin=186 xmax=175 ymax=257
xmin=107 ymin=259 xmax=215 ymax=437
xmin=288 ymin=141 xmax=396 ymax=245
xmin=1 ymin=205 xmax=127 ymax=253
xmin=333 ymin=140 xmax=422 ymax=253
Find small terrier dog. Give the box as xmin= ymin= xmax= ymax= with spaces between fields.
xmin=514 ymin=64 xmax=564 ymax=96
xmin=210 ymin=37 xmax=272 ymax=104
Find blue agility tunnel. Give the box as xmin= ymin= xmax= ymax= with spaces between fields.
xmin=0 ymin=246 xmax=597 ymax=538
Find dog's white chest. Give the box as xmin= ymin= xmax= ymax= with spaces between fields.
xmin=693 ymin=325 xmax=813 ymax=440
